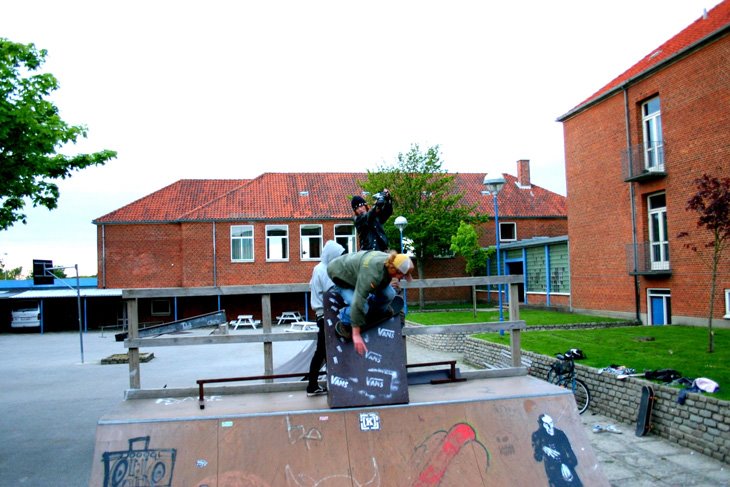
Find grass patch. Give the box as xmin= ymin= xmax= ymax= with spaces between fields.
xmin=407 ymin=309 xmax=627 ymax=326
xmin=406 ymin=309 xmax=729 ymax=401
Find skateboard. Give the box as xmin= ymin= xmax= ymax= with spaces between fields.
xmin=635 ymin=384 xmax=655 ymax=436
xmin=362 ymin=295 xmax=404 ymax=332
xmin=322 ymin=292 xmax=409 ymax=408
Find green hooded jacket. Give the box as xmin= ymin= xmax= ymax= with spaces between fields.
xmin=326 ymin=250 xmax=392 ymax=328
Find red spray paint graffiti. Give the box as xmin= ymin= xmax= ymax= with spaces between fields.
xmin=412 ymin=422 xmax=490 ymax=486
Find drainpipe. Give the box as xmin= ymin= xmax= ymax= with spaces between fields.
xmin=623 ymin=86 xmax=642 ymax=323
xmin=212 ymin=222 xmax=220 ymax=310
xmin=212 ymin=222 xmax=217 ymax=287
xmin=101 ymin=224 xmax=106 ymax=289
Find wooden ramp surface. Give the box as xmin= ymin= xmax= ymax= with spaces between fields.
xmin=91 ymin=376 xmax=608 ymax=486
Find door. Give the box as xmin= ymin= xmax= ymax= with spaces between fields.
xmin=648 ymin=289 xmax=671 ymax=325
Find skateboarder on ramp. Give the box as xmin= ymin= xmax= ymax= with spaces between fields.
xmin=326 ymin=250 xmax=413 ymax=356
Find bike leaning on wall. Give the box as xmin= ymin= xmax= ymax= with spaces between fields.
xmin=546 ymin=353 xmax=591 ymax=414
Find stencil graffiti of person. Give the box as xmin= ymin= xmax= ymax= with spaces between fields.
xmin=531 ymin=413 xmax=582 ymax=487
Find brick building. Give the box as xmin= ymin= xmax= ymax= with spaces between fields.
xmin=558 ymin=1 xmax=730 ymax=325
xmin=94 ymin=166 xmax=566 ymax=323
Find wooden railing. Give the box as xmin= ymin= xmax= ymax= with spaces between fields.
xmin=122 ymin=275 xmax=524 ymax=398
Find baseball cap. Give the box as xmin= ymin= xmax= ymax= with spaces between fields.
xmin=393 ymin=253 xmax=414 ymax=281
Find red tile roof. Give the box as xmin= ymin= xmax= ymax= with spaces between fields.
xmin=559 ymin=0 xmax=730 ymax=120
xmin=93 ymin=179 xmax=249 ymax=223
xmin=94 ymin=172 xmax=566 ymax=224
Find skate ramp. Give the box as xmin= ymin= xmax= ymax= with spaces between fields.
xmin=273 ymin=340 xmax=317 ymax=377
xmin=90 ymin=376 xmax=609 ymax=486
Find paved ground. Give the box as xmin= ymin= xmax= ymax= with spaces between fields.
xmin=0 ymin=330 xmax=727 ymax=486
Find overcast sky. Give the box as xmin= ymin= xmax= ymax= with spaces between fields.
xmin=0 ymin=0 xmax=721 ymax=277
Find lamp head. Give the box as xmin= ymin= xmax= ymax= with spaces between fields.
xmin=394 ymin=215 xmax=408 ymax=231
xmin=483 ymin=175 xmax=506 ymax=195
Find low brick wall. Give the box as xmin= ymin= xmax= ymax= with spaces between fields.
xmin=460 ymin=338 xmax=730 ymax=464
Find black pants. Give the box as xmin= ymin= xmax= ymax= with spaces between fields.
xmin=307 ymin=316 xmax=326 ymax=390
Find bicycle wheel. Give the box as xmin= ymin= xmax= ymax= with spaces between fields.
xmin=557 ymin=376 xmax=590 ymax=414
xmin=546 ymin=365 xmax=562 ymax=384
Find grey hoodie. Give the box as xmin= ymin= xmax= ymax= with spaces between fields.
xmin=309 ymin=240 xmax=345 ymax=316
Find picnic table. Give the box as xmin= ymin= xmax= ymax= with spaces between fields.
xmin=285 ymin=320 xmax=318 ymax=332
xmin=229 ymin=315 xmax=261 ymax=330
xmin=276 ymin=311 xmax=302 ymax=325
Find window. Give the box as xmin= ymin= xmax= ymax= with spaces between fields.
xmin=300 ymin=225 xmax=323 ymax=260
xmin=335 ymin=224 xmax=356 ymax=253
xmin=499 ymin=222 xmax=516 ymax=242
xmin=151 ymin=299 xmax=171 ymax=316
xmin=231 ymin=225 xmax=254 ymax=262
xmin=648 ymin=193 xmax=669 ymax=270
xmin=642 ymin=96 xmax=664 ymax=171
xmin=725 ymin=289 xmax=730 ymax=319
xmin=434 ymin=246 xmax=455 ymax=258
xmin=266 ymin=225 xmax=289 ymax=261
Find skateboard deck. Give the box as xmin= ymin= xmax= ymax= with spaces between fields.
xmin=322 ymin=291 xmax=408 ymax=408
xmin=635 ymin=384 xmax=655 ymax=436
xmin=362 ymin=295 xmax=404 ymax=332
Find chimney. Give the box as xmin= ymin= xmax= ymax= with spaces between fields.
xmin=517 ymin=159 xmax=531 ymax=187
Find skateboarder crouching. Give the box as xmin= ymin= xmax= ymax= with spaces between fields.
xmin=327 ymin=250 xmax=414 ymax=356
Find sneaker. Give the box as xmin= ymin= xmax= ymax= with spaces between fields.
xmin=334 ymin=321 xmax=352 ymax=340
xmin=306 ymin=385 xmax=328 ymax=397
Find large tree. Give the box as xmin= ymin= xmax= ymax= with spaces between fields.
xmin=0 ymin=38 xmax=117 ymax=231
xmin=361 ymin=144 xmax=486 ymax=307
xmin=677 ymin=174 xmax=730 ymax=353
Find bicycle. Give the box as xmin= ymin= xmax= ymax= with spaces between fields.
xmin=546 ymin=353 xmax=591 ymax=414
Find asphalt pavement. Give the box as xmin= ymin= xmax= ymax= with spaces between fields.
xmin=0 ymin=329 xmax=727 ymax=486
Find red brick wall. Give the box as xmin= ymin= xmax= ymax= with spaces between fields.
xmin=98 ymin=224 xmax=183 ymax=288
xmin=563 ymin=35 xmax=730 ymax=321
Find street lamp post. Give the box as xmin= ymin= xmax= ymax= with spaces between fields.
xmin=47 ymin=264 xmax=85 ymax=364
xmin=394 ymin=215 xmax=408 ymax=313
xmin=483 ymin=175 xmax=506 ymax=323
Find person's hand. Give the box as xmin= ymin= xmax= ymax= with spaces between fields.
xmin=390 ymin=277 xmax=400 ymax=290
xmin=542 ymin=446 xmax=560 ymax=459
xmin=352 ymin=327 xmax=368 ymax=356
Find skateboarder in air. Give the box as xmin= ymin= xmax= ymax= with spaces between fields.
xmin=327 ymin=250 xmax=414 ymax=356
xmin=306 ymin=240 xmax=345 ymax=397
xmin=351 ymin=188 xmax=393 ymax=251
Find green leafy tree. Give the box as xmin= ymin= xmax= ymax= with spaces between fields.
xmin=450 ymin=221 xmax=492 ymax=276
xmin=361 ymin=144 xmax=487 ymax=307
xmin=0 ymin=257 xmax=23 ymax=280
xmin=677 ymin=174 xmax=730 ymax=353
xmin=0 ymin=38 xmax=117 ymax=231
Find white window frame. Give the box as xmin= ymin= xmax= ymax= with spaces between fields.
xmin=266 ymin=225 xmax=289 ymax=261
xmin=642 ymin=96 xmax=664 ymax=171
xmin=648 ymin=193 xmax=669 ymax=270
xmin=499 ymin=222 xmax=517 ymax=242
xmin=300 ymin=224 xmax=323 ymax=261
xmin=231 ymin=225 xmax=254 ymax=262
xmin=334 ymin=224 xmax=357 ymax=253
xmin=724 ymin=289 xmax=730 ymax=319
